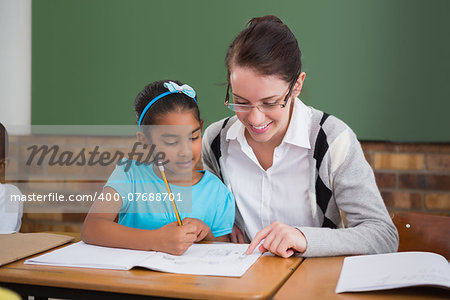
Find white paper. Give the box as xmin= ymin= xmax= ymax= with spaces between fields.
xmin=25 ymin=241 xmax=261 ymax=277
xmin=336 ymin=252 xmax=450 ymax=293
xmin=138 ymin=243 xmax=261 ymax=277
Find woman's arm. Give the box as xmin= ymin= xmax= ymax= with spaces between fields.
xmin=298 ymin=127 xmax=399 ymax=257
xmin=247 ymin=126 xmax=398 ymax=258
xmin=82 ymin=187 xmax=198 ymax=255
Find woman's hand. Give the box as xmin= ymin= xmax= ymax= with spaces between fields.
xmin=246 ymin=221 xmax=307 ymax=258
xmin=230 ymin=224 xmax=246 ymax=243
xmin=182 ymin=218 xmax=213 ymax=242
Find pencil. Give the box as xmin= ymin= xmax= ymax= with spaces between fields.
xmin=158 ymin=164 xmax=183 ymax=226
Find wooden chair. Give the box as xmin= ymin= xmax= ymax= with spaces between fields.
xmin=392 ymin=212 xmax=450 ymax=259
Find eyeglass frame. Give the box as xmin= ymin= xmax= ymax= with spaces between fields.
xmin=224 ymin=74 xmax=298 ymax=113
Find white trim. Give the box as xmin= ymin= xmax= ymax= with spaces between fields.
xmin=329 ymin=130 xmax=350 ymax=185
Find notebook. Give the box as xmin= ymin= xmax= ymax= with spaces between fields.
xmin=336 ymin=251 xmax=450 ymax=293
xmin=25 ymin=241 xmax=262 ymax=277
xmin=0 ymin=232 xmax=74 ymax=266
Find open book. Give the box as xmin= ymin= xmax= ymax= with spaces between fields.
xmin=25 ymin=241 xmax=262 ymax=277
xmin=336 ymin=252 xmax=450 ymax=293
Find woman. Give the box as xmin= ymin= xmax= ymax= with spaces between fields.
xmin=202 ymin=15 xmax=398 ymax=257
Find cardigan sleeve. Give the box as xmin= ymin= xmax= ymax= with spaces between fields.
xmin=298 ymin=126 xmax=399 ymax=257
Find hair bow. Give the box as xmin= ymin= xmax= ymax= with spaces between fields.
xmin=164 ymin=81 xmax=196 ymax=99
xmin=138 ymin=81 xmax=197 ymax=129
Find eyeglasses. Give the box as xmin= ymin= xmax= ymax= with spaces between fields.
xmin=224 ymin=78 xmax=296 ymax=113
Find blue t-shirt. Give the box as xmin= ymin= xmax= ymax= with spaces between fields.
xmin=105 ymin=160 xmax=235 ymax=237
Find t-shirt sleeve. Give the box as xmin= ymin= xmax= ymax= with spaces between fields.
xmin=210 ymin=190 xmax=235 ymax=237
xmin=104 ymin=162 xmax=132 ymax=212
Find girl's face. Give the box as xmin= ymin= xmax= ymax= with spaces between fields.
xmin=141 ymin=110 xmax=202 ymax=178
xmin=229 ymin=66 xmax=305 ymax=145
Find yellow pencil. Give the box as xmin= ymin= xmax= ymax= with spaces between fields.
xmin=158 ymin=164 xmax=183 ymax=226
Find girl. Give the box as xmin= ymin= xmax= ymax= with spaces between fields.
xmin=202 ymin=15 xmax=399 ymax=257
xmin=82 ymin=80 xmax=235 ymax=255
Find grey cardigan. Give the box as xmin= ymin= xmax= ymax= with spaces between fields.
xmin=202 ymin=107 xmax=398 ymax=257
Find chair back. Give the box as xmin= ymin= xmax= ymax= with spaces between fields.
xmin=392 ymin=212 xmax=450 ymax=259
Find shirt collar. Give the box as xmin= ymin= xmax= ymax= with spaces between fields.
xmin=225 ymin=97 xmax=311 ymax=149
xmin=226 ymin=117 xmax=243 ymax=141
xmin=283 ymin=97 xmax=311 ymax=149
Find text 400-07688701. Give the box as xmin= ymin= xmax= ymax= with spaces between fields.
xmin=96 ymin=192 xmax=183 ymax=202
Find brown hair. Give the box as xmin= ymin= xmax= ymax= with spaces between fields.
xmin=226 ymin=15 xmax=301 ymax=84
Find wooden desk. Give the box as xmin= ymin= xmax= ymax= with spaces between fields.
xmin=0 ymin=233 xmax=303 ymax=300
xmin=274 ymin=256 xmax=449 ymax=300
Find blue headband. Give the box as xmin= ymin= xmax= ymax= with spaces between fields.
xmin=138 ymin=81 xmax=197 ymax=129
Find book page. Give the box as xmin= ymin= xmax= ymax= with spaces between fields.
xmin=137 ymin=243 xmax=261 ymax=277
xmin=336 ymin=252 xmax=450 ymax=293
xmin=25 ymin=241 xmax=262 ymax=277
xmin=25 ymin=241 xmax=152 ymax=270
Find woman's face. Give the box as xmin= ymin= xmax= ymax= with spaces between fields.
xmin=229 ymin=66 xmax=304 ymax=145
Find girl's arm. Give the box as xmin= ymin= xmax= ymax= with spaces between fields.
xmin=182 ymin=217 xmax=230 ymax=242
xmin=82 ymin=187 xmax=198 ymax=255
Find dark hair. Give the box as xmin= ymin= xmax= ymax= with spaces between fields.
xmin=134 ymin=80 xmax=201 ymax=127
xmin=0 ymin=122 xmax=8 ymax=159
xmin=226 ymin=15 xmax=301 ymax=84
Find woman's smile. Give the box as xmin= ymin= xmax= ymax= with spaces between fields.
xmin=249 ymin=121 xmax=272 ymax=134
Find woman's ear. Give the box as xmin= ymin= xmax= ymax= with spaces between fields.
xmin=293 ymin=72 xmax=306 ymax=98
xmin=200 ymin=120 xmax=204 ymax=132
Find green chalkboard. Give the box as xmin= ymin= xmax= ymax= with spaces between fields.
xmin=32 ymin=0 xmax=450 ymax=142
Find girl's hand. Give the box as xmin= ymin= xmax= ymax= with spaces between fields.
xmin=182 ymin=218 xmax=213 ymax=242
xmin=246 ymin=221 xmax=307 ymax=258
xmin=230 ymin=224 xmax=246 ymax=244
xmin=155 ymin=221 xmax=197 ymax=255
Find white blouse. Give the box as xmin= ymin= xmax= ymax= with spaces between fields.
xmin=224 ymin=98 xmax=314 ymax=240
